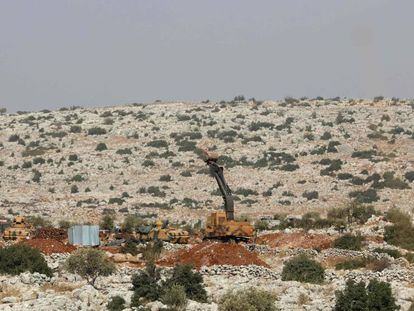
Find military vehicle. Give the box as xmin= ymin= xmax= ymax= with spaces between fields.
xmin=137 ymin=220 xmax=189 ymax=244
xmin=3 ymin=216 xmax=32 ymax=241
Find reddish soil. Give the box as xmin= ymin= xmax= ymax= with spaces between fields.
xmin=158 ymin=241 xmax=269 ymax=269
xmin=256 ymin=232 xmax=334 ymax=250
xmin=22 ymin=238 xmax=76 ymax=255
xmin=34 ymin=228 xmax=67 ymax=241
xmin=99 ymin=246 xmax=121 ymax=254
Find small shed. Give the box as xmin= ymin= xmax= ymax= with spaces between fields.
xmin=68 ymin=225 xmax=100 ymax=246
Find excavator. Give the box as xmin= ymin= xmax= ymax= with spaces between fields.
xmin=202 ymin=150 xmax=254 ymax=242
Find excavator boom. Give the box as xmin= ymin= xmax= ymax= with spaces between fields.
xmin=205 ymin=159 xmax=234 ymax=221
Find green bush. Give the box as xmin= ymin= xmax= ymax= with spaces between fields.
xmin=142 ymin=159 xmax=155 ymax=167
xmin=405 ymin=171 xmax=414 ymax=182
xmin=88 ymin=127 xmax=107 ymax=135
xmin=219 ymin=287 xmax=277 ymax=311
xmin=96 ymin=142 xmax=108 ymax=151
xmin=334 ymin=279 xmax=399 ymax=311
xmin=0 ymin=244 xmax=52 ymax=277
xmin=107 ymin=295 xmax=125 ymax=311
xmin=348 ymin=188 xmax=379 ymax=203
xmin=147 ymin=139 xmax=169 ymax=148
xmin=116 ymin=148 xmax=132 ymax=155
xmin=384 ymin=209 xmax=414 ymax=250
xmin=121 ymin=239 xmax=138 ymax=256
xmin=281 ymin=255 xmax=325 ymax=284
xmin=100 ymin=215 xmax=114 ymax=231
xmin=70 ymin=125 xmax=82 ymax=133
xmin=302 ymin=191 xmax=319 ymax=200
xmin=131 ymin=261 xmax=161 ymax=304
xmin=163 ymin=264 xmax=207 ymax=302
xmin=159 ymin=174 xmax=172 ymax=182
xmin=335 ymin=258 xmax=367 ymax=270
xmin=328 ymin=202 xmax=379 ymax=225
xmin=161 ymin=284 xmax=188 ymax=310
xmin=373 ymin=248 xmax=401 ymax=259
xmin=65 ymin=248 xmax=115 ymax=288
xmin=27 ymin=215 xmax=52 ymax=228
xmin=333 ymin=234 xmax=364 ymax=251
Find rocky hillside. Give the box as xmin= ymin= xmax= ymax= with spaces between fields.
xmin=0 ymin=98 xmax=413 ymax=224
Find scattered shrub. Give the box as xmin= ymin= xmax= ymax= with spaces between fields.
xmin=100 ymin=215 xmax=114 ymax=231
xmin=281 ymin=255 xmax=325 ymax=284
xmin=163 ymin=264 xmax=207 ymax=302
xmin=333 ymin=234 xmax=364 ymax=251
xmin=70 ymin=125 xmax=82 ymax=133
xmin=334 ymin=279 xmax=399 ymax=311
xmin=219 ymin=287 xmax=277 ymax=311
xmin=405 ymin=171 xmax=414 ymax=182
xmin=159 ymin=174 xmax=172 ymax=182
xmin=131 ymin=258 xmax=164 ymax=306
xmin=302 ymin=191 xmax=319 ymax=200
xmin=142 ymin=159 xmax=155 ymax=167
xmin=147 ymin=139 xmax=169 ymax=148
xmin=384 ymin=209 xmax=414 ymax=250
xmin=116 ymin=148 xmax=132 ymax=155
xmin=120 ymin=239 xmax=138 ymax=256
xmin=0 ymin=244 xmax=52 ymax=277
xmin=161 ymin=284 xmax=188 ymax=310
xmin=335 ymin=258 xmax=367 ymax=270
xmin=8 ymin=134 xmax=20 ymax=142
xmin=107 ymin=296 xmax=125 ymax=311
xmin=348 ymin=188 xmax=379 ymax=203
xmin=373 ymin=248 xmax=401 ymax=259
xmin=88 ymin=127 xmax=107 ymax=135
xmin=95 ymin=142 xmax=108 ymax=151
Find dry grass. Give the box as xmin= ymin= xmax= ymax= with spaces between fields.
xmin=297 ymin=293 xmax=311 ymax=306
xmin=322 ymin=255 xmax=350 ymax=269
xmin=40 ymin=282 xmax=80 ymax=293
xmin=0 ymin=285 xmax=21 ymax=300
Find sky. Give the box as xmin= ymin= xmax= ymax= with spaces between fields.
xmin=1 ymin=0 xmax=414 ymax=112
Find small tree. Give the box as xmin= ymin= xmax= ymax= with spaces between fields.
xmin=65 ymin=248 xmax=115 ymax=288
xmin=162 ymin=264 xmax=207 ymax=302
xmin=131 ymin=260 xmax=161 ymax=305
xmin=107 ymin=295 xmax=125 ymax=311
xmin=334 ymin=279 xmax=399 ymax=311
xmin=281 ymin=254 xmax=325 ymax=284
xmin=59 ymin=220 xmax=72 ymax=230
xmin=100 ymin=215 xmax=114 ymax=231
xmin=120 ymin=239 xmax=138 ymax=256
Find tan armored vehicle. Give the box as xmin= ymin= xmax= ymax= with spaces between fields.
xmin=137 ymin=220 xmax=190 ymax=244
xmin=3 ymin=216 xmax=32 ymax=241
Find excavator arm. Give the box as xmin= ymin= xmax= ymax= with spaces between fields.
xmin=205 ymin=158 xmax=235 ymax=221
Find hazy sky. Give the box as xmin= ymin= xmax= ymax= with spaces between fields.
xmin=1 ymin=1 xmax=414 ymax=112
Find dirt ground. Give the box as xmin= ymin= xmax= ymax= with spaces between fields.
xmin=158 ymin=241 xmax=268 ymax=268
xmin=256 ymin=231 xmax=334 ymax=250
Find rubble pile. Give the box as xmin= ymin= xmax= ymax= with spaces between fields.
xmin=159 ymin=241 xmax=268 ymax=268
xmin=22 ymin=239 xmax=76 ymax=255
xmin=34 ymin=228 xmax=67 ymax=241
